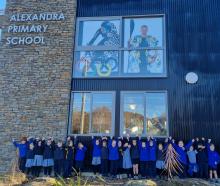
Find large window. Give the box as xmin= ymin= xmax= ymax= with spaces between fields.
xmin=70 ymin=92 xmax=115 ymax=135
xmin=74 ymin=15 xmax=166 ymax=78
xmin=121 ymin=91 xmax=168 ymax=137
xmin=0 ymin=0 xmax=6 ymax=15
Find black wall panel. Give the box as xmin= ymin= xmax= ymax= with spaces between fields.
xmin=72 ymin=0 xmax=220 ymax=144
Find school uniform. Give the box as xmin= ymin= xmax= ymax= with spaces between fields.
xmin=147 ymin=141 xmax=157 ymax=178
xmin=101 ymin=145 xmax=109 ymax=176
xmin=123 ymin=147 xmax=132 ymax=178
xmin=156 ymin=149 xmax=165 ymax=177
xmin=138 ymin=141 xmax=149 ymax=178
xmin=92 ymin=139 xmax=101 ymax=174
xmin=130 ymin=144 xmax=139 ymax=165
xmin=63 ymin=146 xmax=74 ymax=178
xmin=173 ymin=141 xmax=192 ymax=178
xmin=187 ymin=150 xmax=198 ymax=177
xmin=25 ymin=148 xmax=35 ymax=175
xmin=13 ymin=141 xmax=28 ymax=173
xmin=118 ymin=145 xmax=124 ymax=175
xmin=54 ymin=146 xmax=64 ymax=177
xmin=197 ymin=147 xmax=208 ymax=179
xmin=43 ymin=143 xmax=54 ymax=176
xmin=208 ymin=149 xmax=220 ymax=171
xmin=33 ymin=141 xmax=44 ymax=177
xmin=108 ymin=139 xmax=119 ymax=177
xmin=75 ymin=146 xmax=87 ymax=172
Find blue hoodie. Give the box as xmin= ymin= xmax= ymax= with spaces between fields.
xmin=75 ymin=146 xmax=87 ymax=161
xmin=207 ymin=144 xmax=220 ymax=168
xmin=92 ymin=138 xmax=101 ymax=157
xmin=138 ymin=140 xmax=149 ymax=161
xmin=173 ymin=141 xmax=192 ymax=165
xmin=148 ymin=140 xmax=157 ymax=161
xmin=108 ymin=139 xmax=119 ymax=160
xmin=13 ymin=141 xmax=28 ymax=158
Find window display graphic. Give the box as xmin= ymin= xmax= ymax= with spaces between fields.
xmin=124 ymin=17 xmax=164 ymax=75
xmin=78 ymin=20 xmax=120 ymax=47
xmin=74 ymin=51 xmax=119 ymax=77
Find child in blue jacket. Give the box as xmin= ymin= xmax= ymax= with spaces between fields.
xmin=43 ymin=138 xmax=55 ymax=176
xmin=91 ymin=136 xmax=101 ymax=175
xmin=108 ymin=137 xmax=119 ymax=178
xmin=12 ymin=137 xmax=28 ymax=173
xmin=172 ymin=138 xmax=194 ymax=178
xmin=147 ymin=138 xmax=157 ymax=178
xmin=138 ymin=138 xmax=149 ymax=178
xmin=54 ymin=140 xmax=64 ymax=177
xmin=75 ymin=141 xmax=87 ymax=173
xmin=207 ymin=139 xmax=220 ymax=183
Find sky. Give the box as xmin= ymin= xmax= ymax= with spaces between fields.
xmin=0 ymin=0 xmax=6 ymax=10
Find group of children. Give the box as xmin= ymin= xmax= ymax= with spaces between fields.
xmin=12 ymin=135 xmax=220 ymax=183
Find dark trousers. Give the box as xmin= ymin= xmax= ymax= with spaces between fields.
xmin=93 ymin=165 xmax=100 ymax=174
xmin=44 ymin=166 xmax=52 ymax=176
xmin=101 ymin=159 xmax=108 ymax=176
xmin=54 ymin=159 xmax=63 ymax=177
xmin=26 ymin=167 xmax=34 ymax=176
xmin=33 ymin=166 xmax=41 ymax=177
xmin=18 ymin=157 xmax=26 ymax=173
xmin=140 ymin=161 xmax=147 ymax=177
xmin=75 ymin=160 xmax=84 ymax=172
xmin=63 ymin=159 xmax=74 ymax=178
xmin=148 ymin=161 xmax=156 ymax=178
xmin=179 ymin=163 xmax=187 ymax=178
xmin=110 ymin=160 xmax=118 ymax=176
xmin=198 ymin=162 xmax=208 ymax=179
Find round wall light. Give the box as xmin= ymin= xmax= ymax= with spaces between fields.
xmin=185 ymin=72 xmax=198 ymax=84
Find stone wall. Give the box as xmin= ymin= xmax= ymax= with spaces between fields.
xmin=0 ymin=0 xmax=76 ymax=172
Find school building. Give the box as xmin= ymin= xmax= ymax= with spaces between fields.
xmin=0 ymin=0 xmax=220 ymax=172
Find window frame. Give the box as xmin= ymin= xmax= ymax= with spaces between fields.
xmin=120 ymin=90 xmax=169 ymax=138
xmin=68 ymin=91 xmax=116 ymax=136
xmin=73 ymin=14 xmax=167 ymax=78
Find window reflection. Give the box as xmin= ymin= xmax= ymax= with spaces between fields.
xmin=71 ymin=92 xmax=114 ymax=135
xmin=72 ymin=93 xmax=90 ymax=134
xmin=146 ymin=93 xmax=167 ymax=136
xmin=122 ymin=92 xmax=168 ymax=137
xmin=91 ymin=93 xmax=113 ymax=134
xmin=123 ymin=94 xmax=144 ymax=136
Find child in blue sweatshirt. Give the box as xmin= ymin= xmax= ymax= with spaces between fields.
xmin=75 ymin=141 xmax=87 ymax=173
xmin=138 ymin=138 xmax=149 ymax=178
xmin=187 ymin=145 xmax=198 ymax=177
xmin=122 ymin=139 xmax=132 ymax=178
xmin=147 ymin=138 xmax=157 ymax=178
xmin=54 ymin=140 xmax=64 ymax=177
xmin=172 ymin=138 xmax=194 ymax=178
xmin=108 ymin=137 xmax=119 ymax=178
xmin=207 ymin=139 xmax=220 ymax=183
xmin=25 ymin=142 xmax=35 ymax=176
xmin=91 ymin=136 xmax=101 ymax=175
xmin=12 ymin=137 xmax=28 ymax=173
xmin=43 ymin=138 xmax=55 ymax=176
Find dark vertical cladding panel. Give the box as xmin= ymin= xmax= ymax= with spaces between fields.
xmin=73 ymin=0 xmax=220 ymax=144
